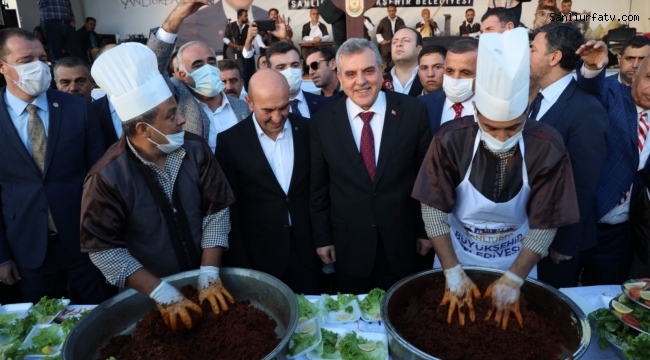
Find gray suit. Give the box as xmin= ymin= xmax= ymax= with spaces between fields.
xmin=147 ymin=33 xmax=251 ymax=141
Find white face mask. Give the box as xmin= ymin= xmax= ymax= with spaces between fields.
xmin=442 ymin=74 xmax=474 ymax=103
xmin=146 ymin=123 xmax=185 ymax=154
xmin=2 ymin=60 xmax=51 ymax=97
xmin=189 ymin=64 xmax=225 ymax=98
xmin=480 ymin=128 xmax=523 ymax=153
xmin=280 ymin=67 xmax=303 ymax=94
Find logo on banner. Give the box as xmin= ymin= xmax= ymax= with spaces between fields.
xmin=346 ymin=0 xmax=363 ymax=17
xmin=289 ymin=0 xmax=325 ymax=10
xmin=120 ymin=0 xmax=180 ymax=11
xmin=454 ymin=230 xmax=522 ymax=259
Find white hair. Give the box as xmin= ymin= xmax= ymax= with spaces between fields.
xmin=176 ymin=40 xmax=216 ymax=73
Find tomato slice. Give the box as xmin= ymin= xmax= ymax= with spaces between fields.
xmin=622 ymin=314 xmax=642 ymax=328
xmin=645 ymin=300 xmax=650 ymax=307
xmin=629 ymin=287 xmax=641 ymax=300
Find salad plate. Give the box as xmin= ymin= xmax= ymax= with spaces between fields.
xmin=621 ymin=278 xmax=650 ymax=311
xmin=609 ymin=297 xmax=650 ymax=336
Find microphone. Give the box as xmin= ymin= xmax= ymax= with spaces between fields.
xmin=382 ymin=79 xmax=394 ymax=91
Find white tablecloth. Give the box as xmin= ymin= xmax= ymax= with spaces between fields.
xmin=285 ymin=286 xmax=625 ymax=360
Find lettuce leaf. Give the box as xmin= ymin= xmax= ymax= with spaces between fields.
xmin=297 ymin=294 xmax=322 ymax=319
xmin=289 ymin=331 xmax=318 ymax=356
xmin=323 ymin=293 xmax=356 ymax=312
xmin=339 ymin=332 xmax=386 ymax=360
xmin=589 ymin=308 xmax=650 ymax=360
xmin=312 ymin=328 xmax=341 ymax=359
xmin=358 ymin=288 xmax=385 ymax=316
xmin=31 ymin=325 xmax=63 ymax=348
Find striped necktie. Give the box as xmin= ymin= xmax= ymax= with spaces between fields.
xmin=617 ymin=112 xmax=648 ymax=205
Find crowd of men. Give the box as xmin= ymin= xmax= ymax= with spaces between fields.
xmin=0 ymin=0 xmax=648 ymax=333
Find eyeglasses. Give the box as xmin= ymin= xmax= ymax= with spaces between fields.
xmin=309 ymin=59 xmax=328 ymax=71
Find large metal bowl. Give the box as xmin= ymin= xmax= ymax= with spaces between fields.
xmin=62 ymin=268 xmax=298 ymax=360
xmin=382 ymin=267 xmax=591 ymax=360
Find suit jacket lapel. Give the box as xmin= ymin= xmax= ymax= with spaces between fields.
xmin=243 ymin=116 xmax=285 ymax=194
xmin=333 ymin=96 xmax=373 ymax=184
xmin=374 ymin=92 xmax=401 ymax=189
xmin=408 ymin=77 xmax=424 ymax=97
xmin=287 ymin=116 xmax=302 ymax=193
xmin=43 ymin=90 xmax=61 ymax=176
xmin=539 ymin=80 xmax=576 ymax=128
xmin=0 ymin=88 xmax=41 ymax=175
xmin=621 ymin=83 xmax=640 ymax=149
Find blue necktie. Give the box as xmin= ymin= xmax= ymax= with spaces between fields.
xmin=528 ymin=92 xmax=544 ymax=120
xmin=290 ymin=99 xmax=302 ymax=117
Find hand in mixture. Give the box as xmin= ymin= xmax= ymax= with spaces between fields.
xmin=440 ymin=264 xmax=481 ymax=325
xmin=484 ymin=271 xmax=524 ymax=330
xmin=198 ymin=266 xmax=235 ymax=314
xmin=150 ymin=281 xmax=203 ymax=332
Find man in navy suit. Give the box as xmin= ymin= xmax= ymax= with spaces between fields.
xmin=574 ymin=37 xmax=650 ymax=285
xmin=0 ymin=28 xmax=115 ymax=303
xmin=418 ymin=40 xmax=477 ymax=136
xmin=266 ymin=41 xmax=328 ymax=118
xmin=527 ymin=23 xmax=608 ymax=288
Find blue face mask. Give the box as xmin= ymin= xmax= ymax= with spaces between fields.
xmin=146 ymin=123 xmax=184 ymax=154
xmin=189 ymin=64 xmax=225 ymax=97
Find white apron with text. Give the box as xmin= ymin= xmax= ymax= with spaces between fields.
xmin=433 ymin=130 xmax=537 ymax=278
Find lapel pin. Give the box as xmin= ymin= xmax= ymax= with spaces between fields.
xmin=53 ymin=102 xmax=59 ymax=108
xmin=294 ymin=127 xmax=298 ymax=131
xmin=391 ymin=110 xmax=396 ymax=115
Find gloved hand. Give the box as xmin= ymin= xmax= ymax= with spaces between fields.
xmin=484 ymin=271 xmax=524 ymax=330
xmin=440 ymin=264 xmax=481 ymax=325
xmin=197 ymin=266 xmax=235 ymax=314
xmin=149 ymin=281 xmax=203 ymax=332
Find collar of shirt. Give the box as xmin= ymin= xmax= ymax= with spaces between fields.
xmin=194 ymin=92 xmax=231 ymax=114
xmin=252 ymin=113 xmax=291 ymax=140
xmin=223 ymin=3 xmax=255 ymax=26
xmin=108 ymin=99 xmax=117 ymax=114
xmin=291 ymin=89 xmax=308 ymax=104
xmin=126 ymin=136 xmax=186 ymax=172
xmin=443 ymin=95 xmax=475 ymax=112
xmin=6 ymin=88 xmax=49 ymax=116
xmin=618 ymin=72 xmax=623 ymax=84
xmin=638 ymin=106 xmax=648 ymax=116
xmin=347 ymin=91 xmax=387 ymax=121
xmin=540 ymin=73 xmax=572 ymax=107
xmin=390 ymin=65 xmax=419 ymax=94
xmin=310 ymin=21 xmax=320 ymax=28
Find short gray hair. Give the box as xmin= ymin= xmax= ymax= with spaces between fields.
xmin=53 ymin=56 xmax=90 ymax=80
xmin=176 ymin=40 xmax=216 ymax=73
xmin=335 ymin=38 xmax=382 ymax=73
xmin=122 ymin=106 xmax=160 ymax=137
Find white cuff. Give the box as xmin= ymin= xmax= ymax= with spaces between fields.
xmin=223 ymin=38 xmax=231 ymax=45
xmin=322 ymin=35 xmax=330 ymax=42
xmin=242 ymin=46 xmax=254 ymax=58
xmin=156 ymin=27 xmax=177 ymax=44
xmin=198 ymin=266 xmax=220 ymax=289
xmin=580 ymin=64 xmax=603 ymax=79
xmin=504 ymin=270 xmax=524 ymax=286
xmin=376 ymin=34 xmax=384 ymax=43
xmin=364 ymin=20 xmax=374 ymax=31
xmin=303 ymin=36 xmax=313 ymax=42
xmin=149 ymin=281 xmax=182 ymax=305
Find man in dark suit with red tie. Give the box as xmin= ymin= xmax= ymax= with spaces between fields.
xmin=310 ymin=39 xmax=431 ymax=293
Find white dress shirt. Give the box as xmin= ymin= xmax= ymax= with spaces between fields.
xmin=441 ymin=95 xmax=475 ymax=125
xmin=196 ymin=92 xmax=239 ymax=153
xmin=532 ymin=73 xmax=572 ymax=120
xmin=376 ymin=17 xmax=398 ymax=43
xmin=303 ymin=22 xmax=330 ymax=42
xmin=253 ymin=114 xmax=294 ymax=225
xmin=600 ymin=106 xmax=650 ymax=224
xmin=108 ymin=100 xmax=123 ymax=139
xmin=290 ymin=90 xmax=311 ymax=118
xmin=241 ymin=35 xmax=265 ymax=58
xmin=346 ymin=92 xmax=387 ymax=164
xmin=390 ymin=65 xmax=419 ymax=94
xmin=223 ymin=21 xmax=247 ymax=45
xmin=5 ymin=89 xmax=49 ymax=155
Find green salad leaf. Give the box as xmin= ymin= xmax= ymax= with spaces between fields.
xmin=297 ymin=294 xmax=322 ymax=319
xmin=358 ymin=288 xmax=385 ymax=316
xmin=312 ymin=328 xmax=341 ymax=359
xmin=31 ymin=324 xmax=63 ymax=349
xmin=339 ymin=332 xmax=386 ymax=360
xmin=289 ymin=331 xmax=318 ymax=356
xmin=323 ymin=293 xmax=356 ymax=312
xmin=589 ymin=308 xmax=650 ymax=360
xmin=31 ymin=297 xmax=66 ymax=322
xmin=345 ymin=306 xmax=353 ymax=314
xmin=60 ymin=310 xmax=90 ymax=337
xmin=0 ymin=313 xmax=19 ymax=330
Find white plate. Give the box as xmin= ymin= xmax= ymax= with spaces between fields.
xmin=18 ymin=324 xmax=64 ymax=359
xmin=303 ymin=296 xmax=326 ymax=324
xmin=357 ymin=294 xmax=382 ymax=323
xmin=0 ymin=302 xmax=33 ymax=325
xmin=287 ymin=318 xmax=322 ymax=359
xmin=306 ymin=327 xmax=350 ymax=360
xmin=350 ymin=331 xmax=389 ymax=360
xmin=40 ymin=299 xmax=71 ymax=324
xmin=323 ymin=295 xmax=361 ymax=324
xmin=54 ymin=304 xmax=97 ymax=322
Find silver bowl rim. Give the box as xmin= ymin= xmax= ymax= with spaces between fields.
xmin=380 ymin=266 xmax=591 ymax=360
xmin=62 ymin=267 xmax=298 ymax=360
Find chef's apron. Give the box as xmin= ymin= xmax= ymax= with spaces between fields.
xmin=433 ymin=129 xmax=537 ymax=278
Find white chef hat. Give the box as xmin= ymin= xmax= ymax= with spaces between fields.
xmin=91 ymin=42 xmax=172 ymax=122
xmin=475 ymin=28 xmax=530 ymax=122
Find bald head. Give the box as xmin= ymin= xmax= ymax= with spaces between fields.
xmin=632 ymin=56 xmax=650 ymax=110
xmin=246 ymin=69 xmax=291 ymax=139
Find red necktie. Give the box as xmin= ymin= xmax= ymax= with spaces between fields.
xmin=359 ymin=112 xmax=376 ymax=182
xmin=618 ymin=112 xmax=648 ymax=205
xmin=452 ymin=103 xmax=464 ymax=119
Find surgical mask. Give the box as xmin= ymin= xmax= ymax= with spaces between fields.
xmin=280 ymin=67 xmax=303 ymax=94
xmin=2 ymin=60 xmax=51 ymax=96
xmin=442 ymin=74 xmax=474 ymax=103
xmin=189 ymin=64 xmax=225 ymax=97
xmin=146 ymin=123 xmax=185 ymax=154
xmin=475 ymin=109 xmax=524 ymax=154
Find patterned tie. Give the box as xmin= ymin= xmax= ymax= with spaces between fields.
xmin=618 ymin=112 xmax=649 ymax=205
xmin=26 ymin=104 xmax=57 ymax=232
xmin=452 ymin=103 xmax=464 ymax=119
xmin=290 ymin=99 xmax=302 ymax=117
xmin=359 ymin=112 xmax=376 ymax=182
xmin=528 ymin=92 xmax=544 ymax=120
